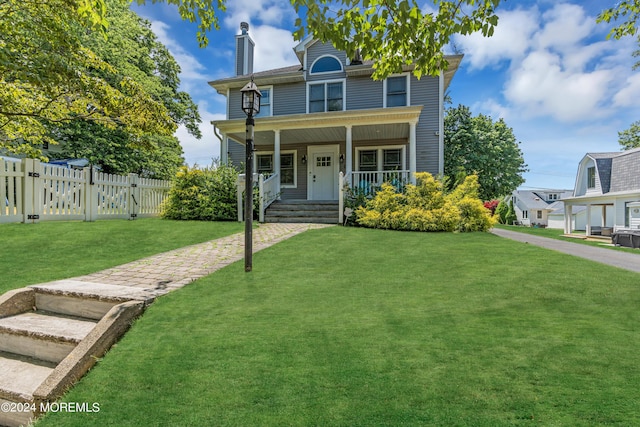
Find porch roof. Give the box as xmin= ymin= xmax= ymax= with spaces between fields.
xmin=562 ymin=189 xmax=640 ymax=205
xmin=212 ymin=106 xmax=423 ymax=146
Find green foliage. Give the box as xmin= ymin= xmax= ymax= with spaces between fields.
xmin=355 ymin=172 xmax=495 ymax=232
xmin=597 ymin=0 xmax=640 ymax=40
xmin=291 ymin=0 xmax=501 ymax=80
xmin=0 ymin=0 xmax=176 ymax=157
xmin=444 ymin=104 xmax=527 ymax=201
xmin=505 ymin=199 xmax=517 ymax=226
xmin=495 ymin=200 xmax=508 ymax=224
xmin=619 ymin=120 xmax=640 ymax=150
xmin=162 ymin=164 xmax=239 ymax=221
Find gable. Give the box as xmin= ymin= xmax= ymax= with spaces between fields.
xmin=610 ymin=149 xmax=640 ymax=192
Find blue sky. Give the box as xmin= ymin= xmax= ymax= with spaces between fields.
xmin=132 ymin=0 xmax=640 ymax=191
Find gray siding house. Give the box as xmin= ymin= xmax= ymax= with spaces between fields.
xmin=209 ymin=24 xmax=462 ymax=221
xmin=562 ymin=147 xmax=640 ymax=235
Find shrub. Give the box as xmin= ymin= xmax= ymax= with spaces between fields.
xmin=505 ymin=199 xmax=517 ymax=225
xmin=354 ymin=173 xmax=494 ymax=232
xmin=162 ymin=164 xmax=240 ymax=221
xmin=495 ymin=200 xmax=508 ymax=224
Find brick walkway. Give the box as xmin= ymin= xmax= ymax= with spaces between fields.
xmin=75 ymin=222 xmax=332 ymax=294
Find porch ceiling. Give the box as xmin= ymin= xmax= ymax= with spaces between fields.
xmin=213 ymin=106 xmax=421 ymax=146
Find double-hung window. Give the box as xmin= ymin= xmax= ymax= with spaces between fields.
xmin=356 ymin=146 xmax=406 ymax=171
xmin=587 ymin=166 xmax=596 ymax=189
xmin=385 ymin=75 xmax=408 ymax=107
xmin=255 ymin=151 xmax=297 ymax=187
xmin=308 ymin=81 xmax=344 ymax=113
xmin=255 ymin=88 xmax=271 ymax=118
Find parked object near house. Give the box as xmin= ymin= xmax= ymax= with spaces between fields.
xmin=209 ymin=23 xmax=461 ymax=223
xmin=510 ymin=189 xmax=573 ymax=227
xmin=562 ymin=147 xmax=640 ymax=236
xmin=1 ymin=158 xmax=170 ymax=224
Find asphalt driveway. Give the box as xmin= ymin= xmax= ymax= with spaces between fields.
xmin=490 ymin=228 xmax=640 ymax=274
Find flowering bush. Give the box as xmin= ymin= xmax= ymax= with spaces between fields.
xmin=354 ymin=173 xmax=495 ymax=232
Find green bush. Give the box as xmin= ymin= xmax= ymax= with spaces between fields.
xmin=354 ymin=173 xmax=495 ymax=232
xmin=495 ymin=200 xmax=508 ymax=224
xmin=162 ymin=164 xmax=240 ymax=221
xmin=505 ymin=199 xmax=517 ymax=225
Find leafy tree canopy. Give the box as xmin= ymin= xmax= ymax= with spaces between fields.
xmin=444 ymin=105 xmax=527 ymax=201
xmin=0 ymin=0 xmax=177 ymax=157
xmin=619 ymin=120 xmax=640 ymax=150
xmin=597 ymin=0 xmax=640 ymax=40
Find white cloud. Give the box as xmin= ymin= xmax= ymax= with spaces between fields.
xmin=221 ymin=0 xmax=296 ymax=29
xmin=455 ymin=8 xmax=539 ymax=69
xmin=613 ymin=73 xmax=640 ymax=107
xmin=534 ymin=3 xmax=594 ymax=52
xmin=252 ymin=25 xmax=298 ymax=71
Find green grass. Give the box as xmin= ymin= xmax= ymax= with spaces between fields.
xmin=0 ymin=219 xmax=243 ymax=294
xmin=37 ymin=227 xmax=640 ymax=426
xmin=494 ymin=224 xmax=640 ymax=254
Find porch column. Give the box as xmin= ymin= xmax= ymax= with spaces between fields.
xmin=274 ymin=129 xmax=281 ymax=198
xmin=345 ymin=125 xmax=353 ymax=176
xmin=601 ymin=205 xmax=606 ymax=227
xmin=586 ymin=203 xmax=592 ymax=235
xmin=221 ymin=134 xmax=228 ymax=164
xmin=564 ymin=204 xmax=572 ymax=234
xmin=409 ymin=121 xmax=417 ymax=184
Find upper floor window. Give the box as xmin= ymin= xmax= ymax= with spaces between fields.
xmin=587 ymin=166 xmax=596 ymax=189
xmin=547 ymin=193 xmax=558 ymax=201
xmin=255 ymin=88 xmax=271 ymax=118
xmin=385 ymin=75 xmax=409 ymax=107
xmin=310 ymin=56 xmax=343 ymax=74
xmin=309 ymin=81 xmax=344 ymax=113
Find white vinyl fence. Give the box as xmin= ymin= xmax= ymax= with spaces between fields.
xmin=1 ymin=158 xmax=171 ymax=224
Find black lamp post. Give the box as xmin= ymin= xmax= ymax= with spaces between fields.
xmin=240 ymin=78 xmax=261 ymax=272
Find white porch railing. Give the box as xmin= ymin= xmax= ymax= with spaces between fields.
xmin=350 ymin=170 xmax=410 ymax=196
xmin=237 ymin=173 xmax=279 ymax=222
xmin=1 ymin=158 xmax=170 ymax=223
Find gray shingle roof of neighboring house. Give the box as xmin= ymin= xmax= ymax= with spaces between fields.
xmin=514 ymin=190 xmax=574 ymax=210
xmin=587 ymin=147 xmax=640 ymax=194
xmin=547 ymin=201 xmax=586 ymax=215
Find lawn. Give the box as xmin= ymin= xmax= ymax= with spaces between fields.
xmin=495 ymin=224 xmax=640 ymax=254
xmin=0 ymin=219 xmax=243 ymax=294
xmin=36 ymin=227 xmax=640 ymax=426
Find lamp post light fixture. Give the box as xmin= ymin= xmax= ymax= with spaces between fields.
xmin=240 ymin=78 xmax=261 ymax=272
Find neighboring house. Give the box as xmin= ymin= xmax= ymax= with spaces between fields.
xmin=209 ymin=23 xmax=461 ymax=221
xmin=562 ymin=147 xmax=640 ymax=235
xmin=510 ymin=189 xmax=573 ymax=227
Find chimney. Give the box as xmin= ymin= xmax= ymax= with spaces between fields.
xmin=235 ymin=22 xmax=255 ymax=76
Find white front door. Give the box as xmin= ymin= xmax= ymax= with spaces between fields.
xmin=308 ymin=145 xmax=339 ymax=200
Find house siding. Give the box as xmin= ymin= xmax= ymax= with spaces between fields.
xmin=411 ymin=76 xmax=440 ymax=174
xmin=274 ymin=82 xmax=306 ymax=116
xmin=347 ymin=76 xmax=383 ymax=110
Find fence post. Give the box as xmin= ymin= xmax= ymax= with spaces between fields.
xmin=339 ymin=171 xmax=344 ymax=225
xmin=22 ymin=158 xmax=42 ymax=223
xmin=129 ymin=173 xmax=140 ymax=220
xmin=84 ymin=166 xmax=97 ymax=222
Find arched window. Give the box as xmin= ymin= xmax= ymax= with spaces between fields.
xmin=311 ymin=56 xmax=343 ymax=74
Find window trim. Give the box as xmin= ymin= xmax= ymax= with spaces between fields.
xmin=255 ymin=86 xmax=273 ymax=118
xmin=306 ymin=79 xmax=346 ymax=113
xmin=587 ymin=166 xmax=596 ymax=189
xmin=254 ymin=150 xmax=298 ymax=188
xmin=383 ymin=73 xmax=410 ymax=108
xmin=355 ymin=145 xmax=407 ymax=171
xmin=309 ymin=55 xmax=344 ymax=75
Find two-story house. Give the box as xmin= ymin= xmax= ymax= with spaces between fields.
xmin=562 ymin=147 xmax=640 ymax=235
xmin=209 ymin=23 xmax=462 ymax=223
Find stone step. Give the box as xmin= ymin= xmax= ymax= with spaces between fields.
xmin=266 ymin=209 xmax=338 ymax=217
xmin=265 ymin=201 xmax=339 ymax=224
xmin=0 ymin=311 xmax=97 ymax=363
xmin=0 ymin=351 xmax=56 ymax=427
xmin=264 ymin=216 xmax=338 ymax=224
xmin=30 ymin=280 xmax=161 ymax=320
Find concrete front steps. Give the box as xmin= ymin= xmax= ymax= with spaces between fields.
xmin=0 ymin=280 xmax=160 ymax=427
xmin=264 ymin=200 xmax=339 ymax=224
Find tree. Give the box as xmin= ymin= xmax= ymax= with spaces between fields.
xmin=444 ymin=105 xmax=527 ymax=201
xmin=49 ymin=0 xmax=200 ymax=178
xmin=619 ymin=120 xmax=640 ymax=150
xmin=0 ymin=0 xmax=176 ymax=157
xmin=597 ymin=1 xmax=640 ymax=40
xmin=495 ymin=200 xmax=508 ymax=224
xmin=505 ymin=199 xmax=517 ymax=226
